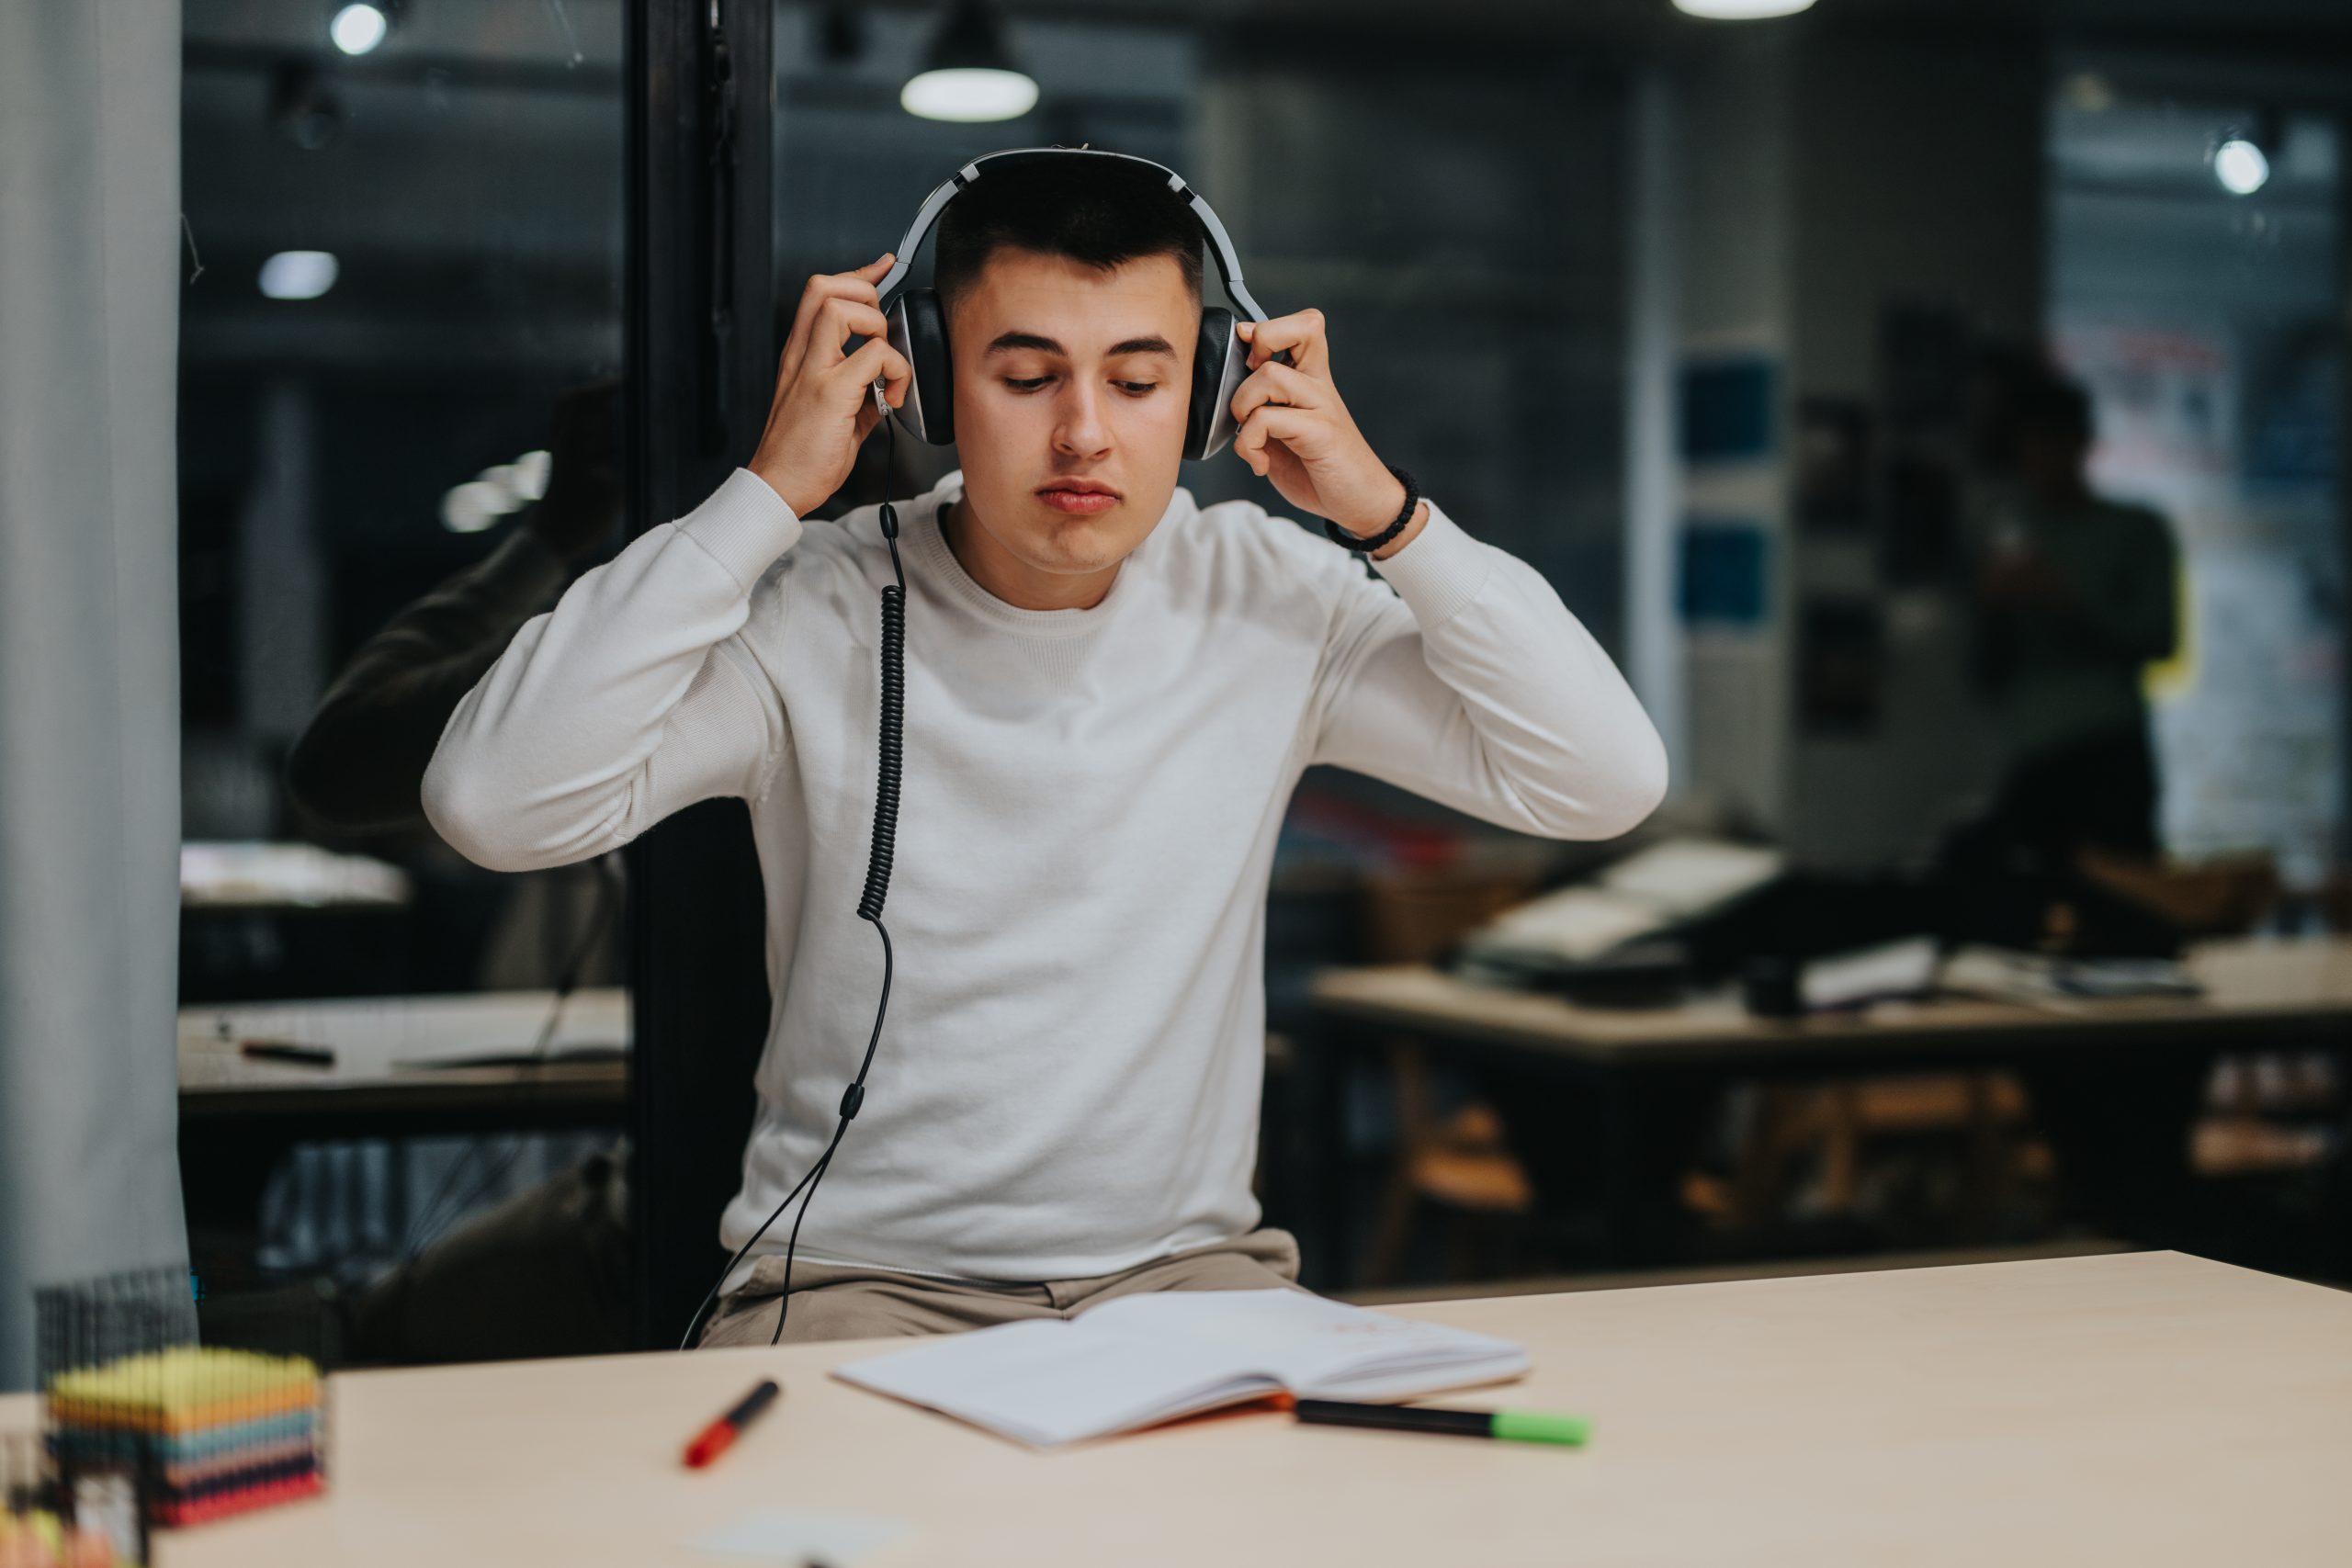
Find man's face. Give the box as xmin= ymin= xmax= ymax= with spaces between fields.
xmin=947 ymin=247 xmax=1197 ymax=582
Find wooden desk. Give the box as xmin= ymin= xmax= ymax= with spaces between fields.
xmin=6 ymin=1251 xmax=2345 ymax=1565
xmin=1299 ymin=938 xmax=2352 ymax=1273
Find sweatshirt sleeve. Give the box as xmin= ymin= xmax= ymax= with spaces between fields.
xmin=1306 ymin=501 xmax=1668 ymax=840
xmin=423 ymin=468 xmax=800 ymax=873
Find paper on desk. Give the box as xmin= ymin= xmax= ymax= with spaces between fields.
xmin=1596 ymin=839 xmax=1784 ymax=910
xmin=691 ymin=1507 xmax=909 ymax=1564
xmin=1466 ymin=838 xmax=1786 ymax=964
xmin=1474 ymin=889 xmax=1664 ymax=961
xmin=1939 ymin=945 xmax=2201 ymax=1006
xmin=1802 ymin=936 xmax=1939 ymax=1010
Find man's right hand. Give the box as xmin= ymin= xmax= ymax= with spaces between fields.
xmin=748 ymin=254 xmax=912 ymax=518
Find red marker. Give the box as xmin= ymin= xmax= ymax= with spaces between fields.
xmin=684 ymin=1379 xmax=781 ymax=1469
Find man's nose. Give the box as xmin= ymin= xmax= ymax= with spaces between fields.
xmin=1052 ymin=380 xmax=1111 ymax=459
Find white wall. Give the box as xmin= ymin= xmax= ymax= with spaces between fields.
xmin=1784 ymin=28 xmax=2044 ymax=867
xmin=1642 ymin=25 xmax=2045 ymax=863
xmin=1671 ymin=29 xmax=1797 ymax=837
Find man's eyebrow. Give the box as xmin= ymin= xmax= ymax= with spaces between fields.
xmin=985 ymin=331 xmax=1064 ymax=355
xmin=981 ymin=331 xmax=1179 ymax=358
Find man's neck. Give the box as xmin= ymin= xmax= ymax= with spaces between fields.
xmin=940 ymin=498 xmax=1122 ymax=612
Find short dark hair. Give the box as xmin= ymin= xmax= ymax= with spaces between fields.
xmin=933 ymin=156 xmax=1204 ymax=316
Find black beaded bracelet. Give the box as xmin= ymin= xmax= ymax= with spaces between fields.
xmin=1323 ymin=465 xmax=1419 ymax=554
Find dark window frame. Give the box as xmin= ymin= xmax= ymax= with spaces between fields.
xmin=625 ymin=0 xmax=778 ymax=1349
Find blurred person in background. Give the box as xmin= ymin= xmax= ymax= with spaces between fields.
xmin=288 ymin=380 xmax=623 ymax=840
xmin=1969 ymin=368 xmax=2179 ymax=867
xmin=285 ymin=381 xmax=635 ymax=1363
xmin=1956 ymin=365 xmax=2202 ymax=1252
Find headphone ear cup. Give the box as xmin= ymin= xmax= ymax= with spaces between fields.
xmin=887 ymin=291 xmax=955 ymax=446
xmin=1188 ymin=307 xmax=1245 ymax=461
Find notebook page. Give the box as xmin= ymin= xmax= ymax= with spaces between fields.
xmin=1076 ymin=1290 xmax=1528 ymax=1395
xmin=832 ymin=1318 xmax=1271 ymax=1450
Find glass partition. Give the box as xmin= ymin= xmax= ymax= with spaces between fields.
xmin=177 ymin=0 xmax=630 ymax=1358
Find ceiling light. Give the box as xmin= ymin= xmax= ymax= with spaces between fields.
xmin=902 ymin=69 xmax=1038 ymax=122
xmin=2213 ymin=137 xmax=2270 ymax=197
xmin=442 ymin=449 xmax=552 ymax=533
xmin=329 ymin=4 xmax=389 ymax=56
xmin=441 ymin=480 xmax=509 ymax=534
xmin=477 ymin=464 xmax=529 ymax=510
xmin=1672 ymin=0 xmax=1818 ymax=17
xmin=902 ymin=1 xmax=1038 ymax=124
xmin=258 ymin=251 xmax=339 ymax=300
xmin=509 ymin=450 xmax=552 ymax=502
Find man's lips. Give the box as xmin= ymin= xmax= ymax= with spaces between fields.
xmin=1035 ymin=483 xmax=1121 ymax=515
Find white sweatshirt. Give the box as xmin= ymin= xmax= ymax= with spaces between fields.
xmin=424 ymin=466 xmax=1666 ymax=1282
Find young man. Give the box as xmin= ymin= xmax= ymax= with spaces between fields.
xmin=424 ymin=159 xmax=1666 ymax=1346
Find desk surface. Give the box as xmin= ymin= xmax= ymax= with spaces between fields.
xmin=5 ymin=1251 xmax=2341 ymax=1566
xmin=177 ymin=988 xmax=629 ymax=1120
xmin=1311 ymin=936 xmax=2352 ymax=1066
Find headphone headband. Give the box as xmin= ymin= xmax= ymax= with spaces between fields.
xmin=873 ymin=146 xmax=1272 ymax=324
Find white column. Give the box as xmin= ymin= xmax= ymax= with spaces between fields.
xmin=1623 ymin=68 xmax=1687 ymax=785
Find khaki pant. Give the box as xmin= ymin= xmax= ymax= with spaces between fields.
xmin=697 ymin=1227 xmax=1305 ymax=1348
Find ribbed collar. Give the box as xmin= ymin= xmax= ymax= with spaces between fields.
xmin=907 ymin=469 xmax=1193 ymax=641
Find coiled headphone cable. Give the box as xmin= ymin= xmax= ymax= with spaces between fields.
xmin=679 ymin=416 xmax=906 ymax=1350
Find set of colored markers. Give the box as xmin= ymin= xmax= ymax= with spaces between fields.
xmin=17 ymin=1267 xmax=330 ymax=1564
xmin=46 ymin=1346 xmax=325 ymax=1529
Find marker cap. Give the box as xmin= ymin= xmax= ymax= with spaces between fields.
xmin=1491 ymin=1410 xmax=1590 ymax=1446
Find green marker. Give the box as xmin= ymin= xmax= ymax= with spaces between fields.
xmin=1293 ymin=1398 xmax=1590 ymax=1447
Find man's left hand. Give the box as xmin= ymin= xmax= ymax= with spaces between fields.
xmin=1229 ymin=310 xmax=1424 ymax=552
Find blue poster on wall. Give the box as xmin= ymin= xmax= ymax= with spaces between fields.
xmin=1679 ymin=519 xmax=1771 ymax=627
xmin=1679 ymin=355 xmax=1781 ymax=463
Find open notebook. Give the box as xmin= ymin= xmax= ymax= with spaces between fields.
xmin=831 ymin=1289 xmax=1528 ymax=1450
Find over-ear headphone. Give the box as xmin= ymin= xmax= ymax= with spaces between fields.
xmin=873 ymin=146 xmax=1275 ymax=461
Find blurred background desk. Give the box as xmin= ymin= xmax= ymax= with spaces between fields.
xmin=180 ymin=989 xmax=629 ymax=1133
xmin=1313 ymin=938 xmax=2352 ymax=1067
xmin=177 ymin=991 xmax=629 ymax=1314
xmin=1305 ymin=938 xmax=2352 ymax=1281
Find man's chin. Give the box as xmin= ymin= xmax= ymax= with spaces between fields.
xmin=1035 ymin=546 xmax=1126 ymax=577
xmin=1024 ymin=502 xmax=1131 ymax=549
